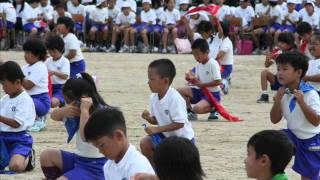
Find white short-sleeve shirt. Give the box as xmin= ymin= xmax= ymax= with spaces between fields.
xmin=103 ymin=145 xmax=155 ymax=180
xmin=46 ymin=56 xmax=70 ymax=85
xmin=63 ymin=33 xmax=84 ymax=63
xmin=22 ymin=5 xmax=42 ymax=25
xmin=115 ymin=0 xmax=137 ymax=12
xmin=208 ymin=34 xmax=223 ymax=59
xmin=281 ymin=90 xmax=320 ymax=139
xmin=16 ymin=3 xmax=31 ymax=18
xmin=189 ymin=12 xmax=209 ymax=30
xmin=0 ymin=91 xmax=36 ymax=132
xmin=299 ymin=8 xmax=319 ymax=28
xmin=194 ymin=58 xmax=221 ymax=92
xmin=108 ymin=7 xmax=120 ymax=22
xmin=40 ymin=4 xmax=54 ymax=20
xmin=282 ymin=10 xmax=300 ymax=25
xmin=90 ymin=7 xmax=108 ymax=23
xmin=255 ymin=3 xmax=270 ymax=16
xmin=306 ymin=59 xmax=320 ymax=91
xmin=162 ymin=9 xmax=180 ymax=25
xmin=220 ymin=37 xmax=234 ymax=65
xmin=234 ymin=6 xmax=255 ymax=26
xmin=150 ymin=87 xmax=195 ymax=140
xmin=155 ymin=7 xmax=164 ymax=24
xmin=74 ymin=129 xmax=104 ymax=158
xmin=141 ymin=9 xmax=156 ymax=24
xmin=115 ymin=12 xmax=136 ymax=25
xmin=22 ymin=61 xmax=49 ymax=95
xmin=216 ymin=5 xmax=230 ymax=21
xmin=0 ymin=2 xmax=17 ymax=23
xmin=270 ymin=5 xmax=283 ymax=24
xmin=67 ymin=1 xmax=86 ymax=16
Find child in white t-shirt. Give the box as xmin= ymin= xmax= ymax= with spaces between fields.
xmin=115 ymin=0 xmax=137 ymax=13
xmin=280 ymin=0 xmax=299 ymax=33
xmin=22 ymin=0 xmax=44 ymax=36
xmin=106 ymin=0 xmax=120 ymax=28
xmin=268 ymin=0 xmax=283 ymax=50
xmin=67 ymin=0 xmax=86 ymax=33
xmin=152 ymin=0 xmax=165 ymax=52
xmin=188 ymin=10 xmax=209 ymax=32
xmin=140 ymin=59 xmax=195 ymax=165
xmin=0 ymin=61 xmax=36 ymax=172
xmin=39 ymin=0 xmax=53 ymax=24
xmin=52 ymin=4 xmax=72 ymax=25
xmin=0 ymin=0 xmax=17 ymax=46
xmin=84 ymin=108 xmax=155 ymax=180
xmin=299 ymin=0 xmax=319 ymax=30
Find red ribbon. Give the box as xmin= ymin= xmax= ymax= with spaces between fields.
xmin=186 ymin=5 xmax=221 ymax=17
xmin=300 ymin=40 xmax=308 ymax=54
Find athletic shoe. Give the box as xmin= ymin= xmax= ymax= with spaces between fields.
xmin=222 ymin=79 xmax=230 ymax=95
xmin=152 ymin=47 xmax=159 ymax=53
xmin=208 ymin=111 xmax=219 ymax=120
xmin=162 ymin=48 xmax=168 ymax=53
xmin=99 ymin=46 xmax=107 ymax=52
xmin=119 ymin=45 xmax=129 ymax=53
xmin=129 ymin=46 xmax=137 ymax=53
xmin=252 ymin=49 xmax=261 ymax=55
xmin=106 ymin=45 xmax=116 ymax=53
xmin=25 ymin=149 xmax=35 ymax=171
xmin=257 ymin=94 xmax=269 ymax=103
xmin=30 ymin=117 xmax=46 ymax=132
xmin=188 ymin=112 xmax=198 ymax=121
xmin=141 ymin=45 xmax=149 ymax=53
xmin=89 ymin=45 xmax=97 ymax=52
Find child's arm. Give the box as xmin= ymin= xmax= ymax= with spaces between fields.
xmin=66 ymin=50 xmax=77 ymax=60
xmin=294 ymin=90 xmax=320 ymax=126
xmin=145 ymin=122 xmax=184 ymax=135
xmin=131 ymin=173 xmax=159 ymax=180
xmin=142 ymin=110 xmax=158 ymax=125
xmin=49 ymin=71 xmax=68 ymax=80
xmin=270 ymin=87 xmax=285 ymax=124
xmin=186 ymin=71 xmax=221 ymax=88
xmin=212 ymin=16 xmax=223 ymax=39
xmin=22 ymin=79 xmax=35 ymax=90
xmin=264 ymin=53 xmax=274 ymax=68
xmin=51 ymin=102 xmax=81 ymax=121
xmin=79 ymin=97 xmax=92 ymax=141
xmin=0 ymin=115 xmax=21 ymax=128
xmin=303 ymin=74 xmax=320 ymax=83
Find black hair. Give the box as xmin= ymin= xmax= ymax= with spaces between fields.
xmin=154 ymin=137 xmax=205 ymax=180
xmin=84 ymin=108 xmax=126 ymax=142
xmin=13 ymin=0 xmax=25 ymax=13
xmin=276 ymin=51 xmax=309 ymax=78
xmin=220 ymin=21 xmax=229 ymax=38
xmin=152 ymin=0 xmax=162 ymax=8
xmin=269 ymin=1 xmax=277 ymax=6
xmin=278 ymin=32 xmax=296 ymax=50
xmin=22 ymin=38 xmax=47 ymax=61
xmin=297 ymin=22 xmax=312 ymax=36
xmin=73 ymin=0 xmax=82 ymax=4
xmin=45 ymin=35 xmax=65 ymax=53
xmin=57 ymin=16 xmax=74 ymax=33
xmin=197 ymin=20 xmax=214 ymax=34
xmin=148 ymin=59 xmax=176 ymax=84
xmin=54 ymin=2 xmax=66 ymax=9
xmin=29 ymin=0 xmax=40 ymax=4
xmin=247 ymin=130 xmax=294 ymax=175
xmin=50 ymin=0 xmax=61 ymax=6
xmin=191 ymin=38 xmax=210 ymax=53
xmin=0 ymin=61 xmax=25 ymax=82
xmin=62 ymin=72 xmax=107 ymax=113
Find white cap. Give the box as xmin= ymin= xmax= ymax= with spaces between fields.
xmin=179 ymin=0 xmax=190 ymax=5
xmin=142 ymin=0 xmax=152 ymax=4
xmin=96 ymin=0 xmax=106 ymax=6
xmin=287 ymin=0 xmax=296 ymax=4
xmin=305 ymin=0 xmax=315 ymax=6
xmin=122 ymin=1 xmax=131 ymax=8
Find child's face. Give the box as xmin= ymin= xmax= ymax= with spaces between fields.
xmin=310 ymin=37 xmax=320 ymax=58
xmin=148 ymin=67 xmax=168 ymax=93
xmin=262 ymin=0 xmax=268 ymax=5
xmin=57 ymin=24 xmax=68 ymax=35
xmin=277 ymin=63 xmax=302 ymax=86
xmin=31 ymin=2 xmax=39 ymax=8
xmin=287 ymin=3 xmax=296 ymax=11
xmin=24 ymin=51 xmax=39 ymax=65
xmin=244 ymin=146 xmax=267 ymax=178
xmin=277 ymin=41 xmax=291 ymax=51
xmin=142 ymin=3 xmax=151 ymax=11
xmin=180 ymin=4 xmax=189 ymax=11
xmin=48 ymin=49 xmax=63 ymax=60
xmin=192 ymin=49 xmax=209 ymax=64
xmin=191 ymin=14 xmax=200 ymax=20
xmin=108 ymin=0 xmax=115 ymax=8
xmin=301 ymin=32 xmax=312 ymax=42
xmin=123 ymin=7 xmax=130 ymax=15
xmin=167 ymin=0 xmax=175 ymax=10
xmin=57 ymin=8 xmax=65 ymax=16
xmin=240 ymin=2 xmax=248 ymax=9
xmin=40 ymin=0 xmax=48 ymax=6
xmin=71 ymin=0 xmax=80 ymax=6
xmin=91 ymin=133 xmax=123 ymax=160
xmin=0 ymin=80 xmax=21 ymax=97
xmin=305 ymin=4 xmax=314 ymax=15
xmin=100 ymin=1 xmax=108 ymax=8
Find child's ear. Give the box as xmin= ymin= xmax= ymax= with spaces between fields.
xmin=259 ymin=154 xmax=271 ymax=167
xmin=114 ymin=129 xmax=125 ymax=140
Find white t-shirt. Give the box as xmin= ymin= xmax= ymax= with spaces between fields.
xmin=74 ymin=129 xmax=104 ymax=158
xmin=150 ymin=87 xmax=195 ymax=140
xmin=208 ymin=34 xmax=223 ymax=59
xmin=115 ymin=12 xmax=136 ymax=25
xmin=299 ymin=8 xmax=319 ymax=28
xmin=194 ymin=58 xmax=221 ymax=92
xmin=281 ymin=90 xmax=320 ymax=139
xmin=15 ymin=3 xmax=31 ymax=18
xmin=53 ymin=11 xmax=72 ymax=24
xmin=116 ymin=0 xmax=137 ymax=12
xmin=22 ymin=61 xmax=49 ymax=95
xmin=22 ymin=5 xmax=42 ymax=25
xmin=220 ymin=37 xmax=233 ymax=65
xmin=282 ymin=10 xmax=300 ymax=25
xmin=141 ymin=9 xmax=156 ymax=24
xmin=306 ymin=59 xmax=320 ymax=91
xmin=270 ymin=5 xmax=283 ymax=24
xmin=90 ymin=7 xmax=108 ymax=23
xmin=103 ymin=145 xmax=155 ymax=180
xmin=46 ymin=56 xmax=70 ymax=85
xmin=255 ymin=3 xmax=270 ymax=16
xmin=67 ymin=1 xmax=86 ymax=16
xmin=279 ymin=2 xmax=288 ymax=12
xmin=216 ymin=5 xmax=230 ymax=21
xmin=0 ymin=91 xmax=36 ymax=132
xmin=108 ymin=7 xmax=120 ymax=22
xmin=234 ymin=6 xmax=255 ymax=26
xmin=63 ymin=33 xmax=84 ymax=62
xmin=39 ymin=4 xmax=54 ymax=20
xmin=189 ymin=12 xmax=209 ymax=30
xmin=154 ymin=7 xmax=164 ymax=24
xmin=162 ymin=9 xmax=180 ymax=25
xmin=0 ymin=2 xmax=17 ymax=23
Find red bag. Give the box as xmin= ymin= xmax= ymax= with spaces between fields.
xmin=236 ymin=40 xmax=253 ymax=55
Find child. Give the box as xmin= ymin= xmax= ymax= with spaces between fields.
xmin=106 ymin=0 xmax=120 ymax=35
xmin=45 ymin=35 xmax=70 ymax=108
xmin=245 ymin=130 xmax=294 ymax=179
xmin=106 ymin=3 xmax=136 ymax=53
xmin=22 ymin=0 xmax=44 ymax=36
xmin=140 ymin=58 xmax=195 ymax=165
xmin=129 ymin=0 xmax=156 ymax=53
xmin=270 ymin=51 xmax=320 ymax=180
xmin=297 ymin=22 xmax=314 ymax=60
xmin=40 ymin=72 xmax=107 ymax=180
xmin=178 ymin=39 xmax=221 ymax=120
xmin=233 ymin=0 xmax=255 ymax=34
xmin=257 ymin=32 xmax=296 ymax=103
xmin=0 ymin=0 xmax=16 ymax=48
xmin=56 ymin=17 xmax=85 ymax=77
xmin=161 ymin=0 xmax=180 ymax=53
xmin=215 ymin=0 xmax=231 ymax=22
xmin=152 ymin=0 xmax=164 ymax=52
xmin=39 ymin=0 xmax=53 ymax=24
xmin=303 ymin=34 xmax=320 ymax=95
xmin=21 ymin=38 xmax=50 ymax=132
xmin=52 ymin=3 xmax=72 ymax=25
xmin=299 ymin=0 xmax=319 ymax=30
xmin=280 ymin=0 xmax=299 ymax=33
xmin=84 ymin=108 xmax=155 ymax=179
xmin=267 ymin=0 xmax=283 ymax=50
xmin=132 ymin=136 xmax=205 ymax=180
xmin=188 ymin=9 xmax=209 ymax=33
xmin=67 ymin=0 xmax=86 ymax=37
xmin=0 ymin=61 xmax=36 ymax=172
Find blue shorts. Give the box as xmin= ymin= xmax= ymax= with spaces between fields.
xmin=75 ymin=22 xmax=83 ymax=31
xmin=70 ymin=60 xmax=86 ymax=78
xmin=31 ymin=93 xmax=51 ymax=117
xmin=61 ymin=150 xmax=106 ymax=180
xmin=132 ymin=22 xmax=148 ymax=33
xmin=0 ymin=131 xmax=33 ymax=158
xmin=221 ymin=65 xmax=233 ymax=79
xmin=270 ymin=74 xmax=282 ymax=91
xmin=153 ymin=24 xmax=163 ymax=33
xmin=90 ymin=24 xmax=107 ymax=31
xmin=282 ymin=129 xmax=320 ymax=180
xmin=23 ymin=23 xmax=42 ymax=33
xmin=281 ymin=25 xmax=296 ymax=33
xmin=191 ymin=88 xmax=221 ymax=106
xmin=0 ymin=20 xmax=15 ymax=30
xmin=52 ymin=84 xmax=65 ymax=105
xmin=150 ymin=133 xmax=195 ymax=147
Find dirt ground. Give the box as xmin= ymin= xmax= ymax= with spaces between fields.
xmin=0 ymin=52 xmax=300 ymax=180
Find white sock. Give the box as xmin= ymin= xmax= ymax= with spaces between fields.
xmin=261 ymin=91 xmax=268 ymax=95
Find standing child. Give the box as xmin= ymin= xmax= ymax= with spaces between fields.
xmin=40 ymin=72 xmax=107 ymax=180
xmin=0 ymin=61 xmax=36 ymax=172
xmin=245 ymin=130 xmax=294 ymax=180
xmin=297 ymin=22 xmax=314 ymax=60
xmin=56 ymin=17 xmax=85 ymax=77
xmin=84 ymin=108 xmax=155 ymax=179
xmin=45 ymin=35 xmax=70 ymax=108
xmin=270 ymin=51 xmax=320 ymax=180
xmin=140 ymin=58 xmax=195 ymax=165
xmin=177 ymin=39 xmax=221 ymax=120
xmin=21 ymin=38 xmax=50 ymax=132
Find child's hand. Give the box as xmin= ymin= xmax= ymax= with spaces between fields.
xmin=141 ymin=110 xmax=151 ymax=121
xmin=144 ymin=126 xmax=158 ymax=135
xmin=48 ymin=70 xmax=55 ymax=76
xmin=274 ymin=87 xmax=286 ymax=102
xmin=63 ymin=102 xmax=81 ymax=118
xmin=293 ymin=89 xmax=304 ymax=104
xmin=80 ymin=97 xmax=93 ymax=112
xmin=185 ymin=70 xmax=196 ymax=81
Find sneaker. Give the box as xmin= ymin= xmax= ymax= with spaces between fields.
xmin=162 ymin=48 xmax=168 ymax=53
xmin=119 ymin=45 xmax=129 ymax=53
xmin=257 ymin=94 xmax=269 ymax=103
xmin=106 ymin=45 xmax=116 ymax=53
xmin=188 ymin=112 xmax=198 ymax=121
xmin=221 ymin=79 xmax=230 ymax=95
xmin=141 ymin=45 xmax=149 ymax=53
xmin=99 ymin=46 xmax=107 ymax=52
xmin=252 ymin=48 xmax=261 ymax=55
xmin=30 ymin=117 xmax=46 ymax=132
xmin=208 ymin=111 xmax=219 ymax=120
xmin=89 ymin=45 xmax=97 ymax=52
xmin=25 ymin=149 xmax=35 ymax=171
xmin=152 ymin=47 xmax=159 ymax=53
xmin=129 ymin=46 xmax=137 ymax=53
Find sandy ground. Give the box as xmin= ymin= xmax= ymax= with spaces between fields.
xmin=0 ymin=52 xmax=301 ymax=180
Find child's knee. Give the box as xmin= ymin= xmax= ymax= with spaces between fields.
xmin=140 ymin=136 xmax=152 ymax=152
xmin=40 ymin=149 xmax=59 ymax=166
xmin=9 ymin=159 xmax=26 ymax=172
xmin=56 ymin=176 xmax=68 ymax=180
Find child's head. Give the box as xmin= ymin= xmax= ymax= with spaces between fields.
xmin=297 ymin=22 xmax=312 ymax=42
xmin=179 ymin=0 xmax=189 ymax=11
xmin=29 ymin=0 xmax=40 ymax=8
xmin=122 ymin=3 xmax=131 ymax=15
xmin=220 ymin=21 xmax=229 ymax=38
xmin=245 ymin=130 xmax=294 ymax=178
xmin=84 ymin=108 xmax=127 ymax=160
xmin=97 ymin=0 xmax=107 ymax=8
xmin=71 ymin=0 xmax=81 ymax=6
xmin=40 ymin=0 xmax=48 ymax=6
xmin=197 ymin=20 xmax=214 ymax=39
xmin=305 ymin=1 xmax=315 ymax=15
xmin=62 ymin=72 xmax=106 ymax=110
xmin=57 ymin=16 xmax=74 ymax=35
xmin=154 ymin=137 xmax=205 ymax=180
xmin=287 ymin=0 xmax=296 ymax=12
xmin=276 ymin=51 xmax=309 ymax=85
xmin=108 ymin=0 xmax=115 ymax=8
xmin=269 ymin=0 xmax=277 ymax=7
xmin=23 ymin=38 xmax=47 ymax=64
xmin=261 ymin=0 xmax=269 ymax=6
xmin=310 ymin=33 xmax=320 ymax=58
xmin=142 ymin=0 xmax=152 ymax=11
xmin=152 ymin=0 xmax=162 ymax=9
xmin=277 ymin=32 xmax=295 ymax=51
xmin=0 ymin=61 xmax=25 ymax=96
xmin=166 ymin=0 xmax=175 ymax=10
xmin=148 ymin=59 xmax=176 ymax=93
xmin=240 ymin=0 xmax=249 ymax=8
xmin=45 ymin=35 xmax=65 ymax=60
xmin=191 ymin=39 xmax=210 ymax=64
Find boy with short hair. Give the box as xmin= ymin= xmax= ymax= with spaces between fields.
xmin=270 ymin=51 xmax=320 ymax=180
xmin=245 ymin=130 xmax=294 ymax=180
xmin=84 ymin=108 xmax=155 ymax=179
xmin=140 ymin=58 xmax=195 ymax=165
xmin=178 ymin=39 xmax=222 ymax=120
